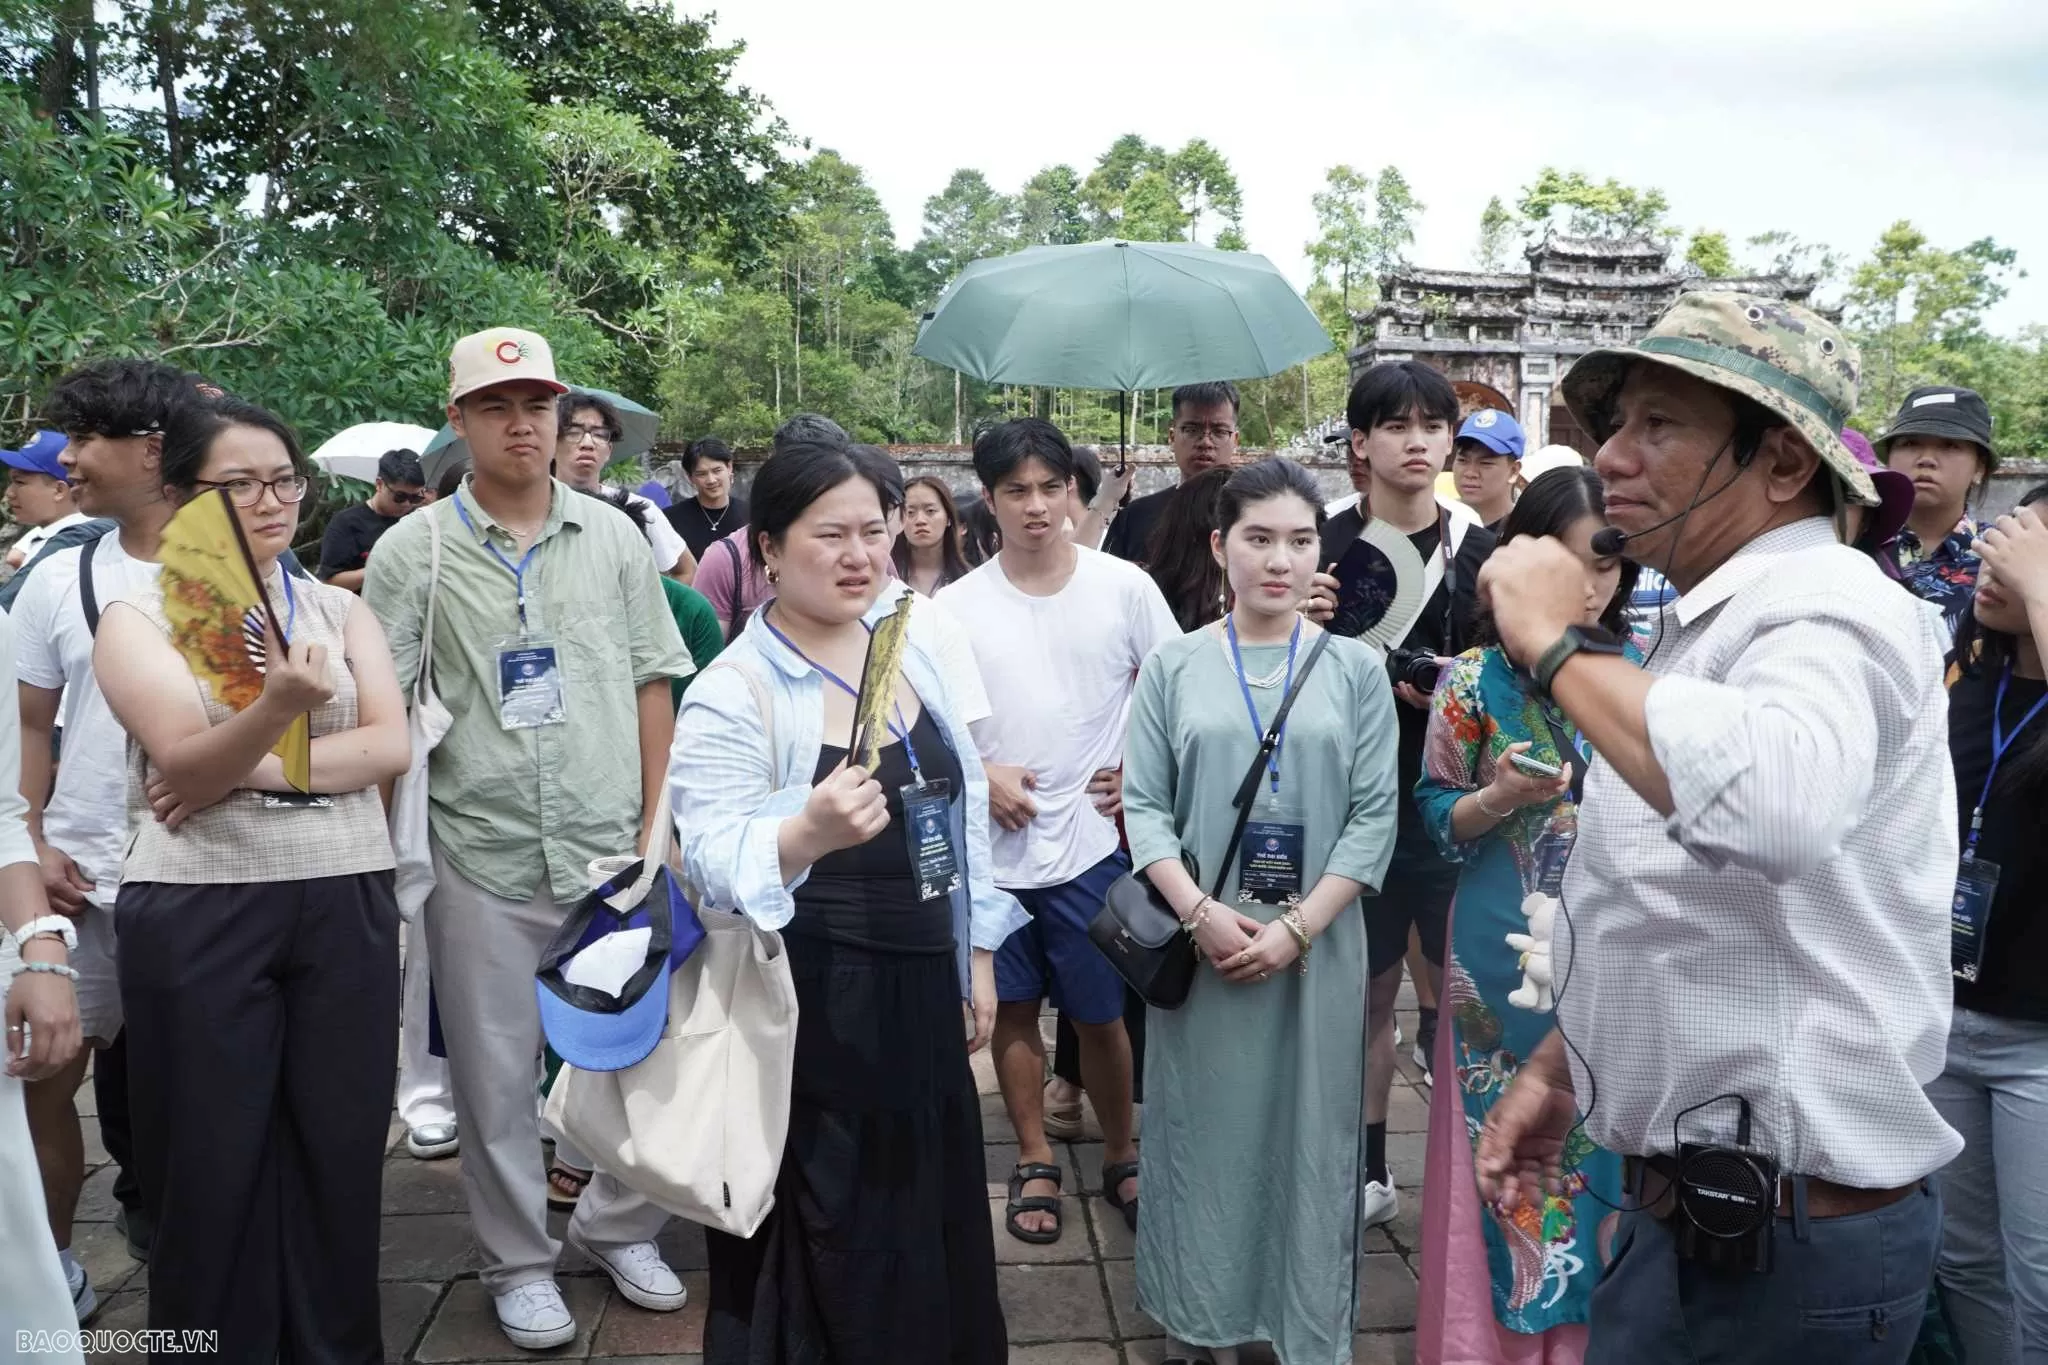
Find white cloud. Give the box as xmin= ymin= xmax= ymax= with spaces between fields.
xmin=722 ymin=0 xmax=2048 ymax=331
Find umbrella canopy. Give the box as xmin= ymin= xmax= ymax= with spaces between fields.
xmin=912 ymin=240 xmax=1333 ymax=391
xmin=308 ymin=422 xmax=437 ymax=485
xmin=420 ymin=387 xmax=659 ymax=489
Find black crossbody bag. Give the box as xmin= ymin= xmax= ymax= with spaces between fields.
xmin=1088 ymin=631 xmax=1335 ymax=1009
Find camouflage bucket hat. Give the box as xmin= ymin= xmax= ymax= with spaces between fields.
xmin=1560 ymin=292 xmax=1875 ymax=506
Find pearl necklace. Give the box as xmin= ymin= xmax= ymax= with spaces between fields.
xmin=1220 ymin=625 xmax=1290 ymax=688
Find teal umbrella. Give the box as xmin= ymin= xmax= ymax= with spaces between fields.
xmin=420 ymin=386 xmax=658 ymax=488
xmin=913 ymin=240 xmax=1332 ymax=456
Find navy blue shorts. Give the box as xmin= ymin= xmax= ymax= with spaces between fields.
xmin=995 ymin=852 xmax=1129 ymax=1026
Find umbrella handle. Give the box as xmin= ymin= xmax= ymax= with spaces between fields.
xmin=1116 ymin=390 xmax=1129 ymax=479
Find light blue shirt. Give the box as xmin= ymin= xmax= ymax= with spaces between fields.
xmin=667 ymin=597 xmax=1028 ymax=992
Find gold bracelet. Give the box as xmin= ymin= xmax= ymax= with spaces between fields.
xmin=1474 ymin=787 xmax=1512 ymax=821
xmin=1281 ymin=908 xmax=1312 ymax=974
xmin=1180 ymin=897 xmax=1213 ymax=936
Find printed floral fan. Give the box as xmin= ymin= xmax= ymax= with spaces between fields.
xmin=158 ymin=488 xmax=314 ymax=792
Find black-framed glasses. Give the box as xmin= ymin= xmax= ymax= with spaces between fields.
xmin=196 ymin=474 xmax=311 ymax=507
xmin=559 ymin=423 xmax=615 ymax=445
xmin=1174 ymin=422 xmax=1237 ymax=442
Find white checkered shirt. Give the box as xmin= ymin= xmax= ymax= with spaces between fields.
xmin=1557 ymin=518 xmax=1963 ymax=1187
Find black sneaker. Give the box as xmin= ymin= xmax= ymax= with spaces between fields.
xmin=1412 ymin=1009 xmax=1438 ymax=1088
xmin=115 ymin=1204 xmax=153 ymax=1264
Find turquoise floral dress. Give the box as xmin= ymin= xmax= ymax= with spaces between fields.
xmin=1415 ymin=645 xmax=1624 ymax=1335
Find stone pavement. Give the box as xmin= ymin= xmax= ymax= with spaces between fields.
xmin=72 ymin=992 xmax=1430 ymax=1364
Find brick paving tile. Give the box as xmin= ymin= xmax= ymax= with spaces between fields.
xmin=1385 ymin=1082 xmax=1432 ymax=1134
xmin=1007 ymin=1343 xmax=1120 ymax=1364
xmin=1101 ymin=1259 xmax=1162 ymax=1340
xmin=1083 ymin=1196 xmax=1134 ymax=1260
xmin=587 ymin=1271 xmax=707 ymax=1355
xmin=83 ymin=1290 xmax=148 ymax=1365
xmin=997 ymin=1264 xmax=1114 ymax=1344
xmin=381 ymin=1153 xmax=471 ymax=1216
xmin=71 ymin=1217 xmax=144 ymax=1300
xmin=74 ymin=1162 xmax=122 ymax=1222
xmin=378 ymin=1213 xmax=484 ymax=1282
xmin=1356 ymin=1252 xmax=1419 ymax=1333
xmin=383 ymin=1281 xmax=447 ymax=1364
xmin=1352 ymin=1330 xmax=1419 ymax=1364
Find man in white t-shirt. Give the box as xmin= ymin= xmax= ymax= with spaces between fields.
xmin=554 ymin=392 xmax=696 ymax=581
xmin=12 ymin=357 xmax=202 ymax=1314
xmin=939 ymin=418 xmax=1179 ymax=1246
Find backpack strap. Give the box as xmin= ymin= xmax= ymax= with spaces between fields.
xmin=719 ymin=537 xmax=746 ymax=644
xmin=75 ymin=525 xmax=117 ymax=637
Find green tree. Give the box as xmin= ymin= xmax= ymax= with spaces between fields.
xmin=1475 ymin=195 xmax=1517 ymax=272
xmin=1016 ymin=164 xmax=1089 ymax=246
xmin=1367 ymin=166 xmax=1423 ymax=274
xmin=1167 ymin=138 xmax=1244 ymax=248
xmin=1306 ymin=165 xmax=1375 ymax=309
xmin=907 ymin=168 xmax=1017 ymax=304
xmin=1845 ymin=220 xmax=2022 ymax=424
xmin=1684 ymin=230 xmax=1737 ymax=278
xmin=1118 ymin=169 xmax=1191 ymax=242
xmin=1081 ymin=133 xmax=1169 ymax=235
xmin=1516 ymin=167 xmax=1673 ymax=239
xmin=1745 ymin=230 xmax=1844 ymax=287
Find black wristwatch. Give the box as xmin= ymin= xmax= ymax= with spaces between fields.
xmin=1531 ymin=625 xmax=1627 ymax=700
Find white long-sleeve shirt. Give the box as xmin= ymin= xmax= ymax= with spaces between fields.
xmin=1556 ymin=518 xmax=1962 ymax=1187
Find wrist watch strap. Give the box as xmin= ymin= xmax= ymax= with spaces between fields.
xmin=1533 ymin=625 xmax=1625 ymax=700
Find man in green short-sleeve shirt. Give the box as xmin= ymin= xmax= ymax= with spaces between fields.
xmin=362 ymin=326 xmax=691 ymax=1350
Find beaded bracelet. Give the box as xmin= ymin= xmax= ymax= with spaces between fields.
xmin=1180 ymin=897 xmax=1214 ymax=936
xmin=16 ymin=960 xmax=80 ymax=982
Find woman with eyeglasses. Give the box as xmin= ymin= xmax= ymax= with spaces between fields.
xmin=92 ymin=396 xmax=412 ymax=1360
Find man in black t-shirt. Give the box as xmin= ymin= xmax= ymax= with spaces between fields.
xmin=663 ymin=437 xmax=747 ymax=561
xmin=1312 ymin=360 xmax=1496 ymax=1231
xmin=1101 ymin=381 xmax=1239 ymax=565
xmin=318 ymin=448 xmax=429 ymax=592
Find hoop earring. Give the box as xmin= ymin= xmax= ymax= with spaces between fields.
xmin=765 ymin=566 xmax=780 ymax=586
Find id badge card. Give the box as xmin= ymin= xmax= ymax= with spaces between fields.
xmin=1237 ymin=796 xmax=1306 ymax=904
xmin=902 ymin=780 xmax=960 ymax=903
xmin=496 ymin=633 xmax=567 ymax=731
xmin=1952 ymin=855 xmax=1999 ymax=983
xmin=1532 ymin=827 xmax=1576 ymax=897
xmin=263 ymin=791 xmax=334 ymax=810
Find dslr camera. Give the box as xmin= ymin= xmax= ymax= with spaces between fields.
xmin=1387 ymin=647 xmax=1442 ymax=694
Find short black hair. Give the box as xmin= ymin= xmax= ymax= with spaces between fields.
xmin=378 ymin=449 xmax=426 ymax=486
xmin=1346 ymin=361 xmax=1459 ymax=434
xmin=1216 ymin=457 xmax=1325 ymax=538
xmin=682 ymin=437 xmax=733 ymax=473
xmin=1072 ymin=444 xmax=1103 ymax=505
xmin=772 ymin=412 xmax=848 ymax=455
xmin=848 ymin=443 xmax=905 ymax=513
xmin=43 ymin=357 xmax=214 ymax=438
xmin=747 ymin=439 xmax=875 ymax=571
xmin=559 ymin=391 xmax=623 ymax=443
xmin=972 ymin=417 xmax=1076 ymax=491
xmin=160 ymin=395 xmax=310 ymax=497
xmin=1172 ymin=381 xmax=1240 ymax=420
xmin=435 ymin=462 xmax=468 ymax=499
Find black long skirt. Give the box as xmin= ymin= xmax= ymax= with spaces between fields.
xmin=705 ymin=905 xmax=1007 ymax=1364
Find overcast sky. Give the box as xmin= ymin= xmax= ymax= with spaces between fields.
xmin=722 ymin=0 xmax=2047 ymax=331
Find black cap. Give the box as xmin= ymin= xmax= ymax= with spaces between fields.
xmin=1880 ymin=385 xmax=1995 ymax=464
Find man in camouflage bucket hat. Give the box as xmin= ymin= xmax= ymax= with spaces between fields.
xmin=1469 ymin=291 xmax=1957 ymax=1365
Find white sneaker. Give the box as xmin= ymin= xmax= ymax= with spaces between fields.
xmin=66 ymin=1256 xmax=97 ymax=1324
xmin=1411 ymin=1042 xmax=1433 ymax=1088
xmin=493 ymin=1280 xmax=576 ymax=1351
xmin=1360 ymin=1179 xmax=1399 ymax=1230
xmin=571 ymin=1237 xmax=688 ymax=1312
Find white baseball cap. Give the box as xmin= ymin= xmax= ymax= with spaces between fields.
xmin=1519 ymin=444 xmax=1586 ymax=483
xmin=447 ymin=327 xmax=569 ymax=404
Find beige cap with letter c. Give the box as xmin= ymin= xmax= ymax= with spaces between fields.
xmin=448 ymin=327 xmax=569 ymax=404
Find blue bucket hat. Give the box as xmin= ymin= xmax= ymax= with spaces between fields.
xmin=1456 ymin=409 xmax=1525 ymax=458
xmin=0 ymin=431 xmax=70 ymax=481
xmin=536 ymin=864 xmax=702 ymax=1072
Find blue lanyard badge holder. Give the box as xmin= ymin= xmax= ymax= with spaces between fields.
xmin=457 ymin=497 xmax=567 ymax=731
xmin=1954 ymin=666 xmax=2048 ymax=981
xmin=766 ymin=618 xmax=961 ymax=903
xmin=1228 ymin=618 xmax=1308 ymax=904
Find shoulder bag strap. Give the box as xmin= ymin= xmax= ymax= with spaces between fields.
xmin=79 ymin=536 xmax=102 ymax=637
xmin=1210 ymin=629 xmax=1337 ymax=898
xmin=417 ymin=503 xmax=446 ymax=706
xmin=701 ymin=659 xmax=778 ymax=785
xmin=1539 ymin=704 xmax=1589 ymax=805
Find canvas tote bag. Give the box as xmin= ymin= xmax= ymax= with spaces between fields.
xmin=392 ymin=503 xmax=454 ymax=922
xmin=544 ymin=660 xmax=798 ymax=1238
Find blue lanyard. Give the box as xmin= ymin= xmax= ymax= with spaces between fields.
xmin=1226 ymin=615 xmax=1300 ymax=795
xmin=1969 ymin=664 xmax=2048 ymax=856
xmin=452 ymin=491 xmax=542 ymax=632
xmin=762 ymin=616 xmax=921 ymax=778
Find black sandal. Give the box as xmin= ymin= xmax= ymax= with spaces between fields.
xmin=1102 ymin=1159 xmax=1140 ymax=1233
xmin=1005 ymin=1162 xmax=1065 ymax=1245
